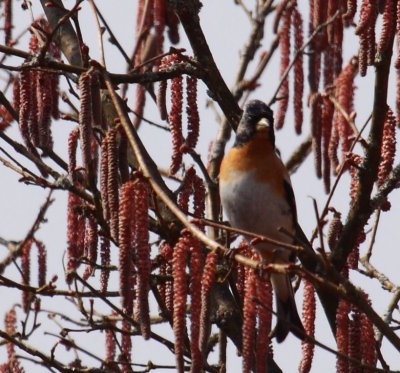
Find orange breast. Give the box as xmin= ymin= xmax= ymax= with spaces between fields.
xmin=219 ymin=131 xmax=287 ymax=198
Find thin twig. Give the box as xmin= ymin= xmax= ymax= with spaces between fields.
xmin=0 ymin=192 xmax=53 ymax=274
xmin=88 ymin=0 xmax=105 ymax=66
xmin=0 ymin=330 xmax=70 ymax=372
xmin=364 ymin=209 xmax=381 ymax=261
xmin=92 ymin=2 xmax=130 ymax=64
xmin=377 ymin=288 xmax=400 ymax=346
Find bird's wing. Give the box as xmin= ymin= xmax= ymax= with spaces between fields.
xmin=283 ymin=178 xmax=298 ymax=223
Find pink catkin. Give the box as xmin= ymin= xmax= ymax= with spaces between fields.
xmin=377 ymin=0 xmax=395 ymax=54
xmin=355 ymin=0 xmax=376 ymax=35
xmin=90 ymin=132 xmax=99 ymax=181
xmin=332 ymin=58 xmax=358 ymax=165
xmin=359 ymin=291 xmax=376 ymax=367
xmin=5 ymin=308 xmax=16 ymax=358
xmin=292 ymin=8 xmax=304 ymax=134
xmin=172 ymin=235 xmax=189 ymax=373
xmin=159 ymin=54 xmax=187 ymax=174
xmin=29 ymin=25 xmax=39 ymax=52
xmin=189 ymin=237 xmax=203 ymax=372
xmin=397 ymin=68 xmax=400 ymax=124
xmin=78 ymin=70 xmax=94 ymax=178
xmin=24 ymin=21 xmax=60 ymax=148
xmin=165 ymin=266 xmax=174 ymax=314
xmin=378 ymin=106 xmax=396 ymax=210
xmin=36 ymin=71 xmax=53 ymax=149
xmin=326 ymin=1 xmax=337 ymax=44
xmin=0 ymin=106 xmax=13 ymax=132
xmin=314 ymin=0 xmax=328 ymax=45
xmin=118 ymin=181 xmax=136 ymax=314
xmin=26 ymin=33 xmax=40 ymax=146
xmin=158 ymin=242 xmax=173 ymax=310
xmin=134 ymin=179 xmax=151 ymax=339
xmin=336 ymin=299 xmax=349 ymax=373
xmin=348 ymin=229 xmax=366 ymax=270
xmin=312 ymin=0 xmax=327 ymax=37
xmin=327 ymin=209 xmax=343 ymax=250
xmin=21 ymin=239 xmax=33 ymax=312
xmin=34 ymin=239 xmax=47 ymax=287
xmin=349 ymin=153 xmax=362 ymax=202
xmin=378 ymin=106 xmax=396 ymax=187
xmin=328 ymin=123 xmax=340 ymax=174
xmin=360 ymin=312 xmax=376 ymax=367
xmin=66 ymin=191 xmax=85 ymax=282
xmin=178 ymin=167 xmax=205 ymax=227
xmin=356 ymin=0 xmax=377 ymax=76
xmin=185 ymin=75 xmax=200 ymax=150
xmin=358 ymin=28 xmax=369 ymax=77
xmin=82 ymin=216 xmax=98 ymax=281
xmin=321 ymin=97 xmax=334 ymax=192
xmin=105 ymin=314 xmax=117 ymax=365
xmin=29 ymin=70 xmax=39 ymax=146
xmin=343 ymin=0 xmax=357 ymax=22
xmin=299 ymin=280 xmax=316 ymax=373
xmin=348 ymin=304 xmax=362 ymax=373
xmin=235 ymin=242 xmax=253 ymax=301
xmin=242 ymin=267 xmax=257 ymax=373
xmin=120 ymin=319 xmax=132 ymax=372
xmin=107 ymin=128 xmax=120 ymax=242
xmin=12 ymin=77 xmax=20 ymax=114
xmin=193 ymin=174 xmax=206 ymax=220
xmin=395 ymin=1 xmax=400 ymax=68
xmin=275 ymin=7 xmax=291 ymax=130
xmin=18 ymin=70 xmax=34 ymax=150
xmin=68 ymin=127 xmax=80 ymax=181
xmin=100 ymin=235 xmax=111 ymax=292
xmin=310 ymin=93 xmax=323 ymax=178
xmin=157 ymin=79 xmax=168 ymax=120
xmin=255 ymin=276 xmax=272 ymax=373
xmin=169 ymin=70 xmax=183 ymax=174
xmin=4 ymin=307 xmax=23 ymax=373
xmin=100 ymin=137 xmax=110 ymax=220
xmin=178 ymin=166 xmax=195 ymax=213
xmin=235 ymin=261 xmax=246 ymax=300
xmin=199 ymin=251 xmax=217 ymax=356
xmin=328 ymin=1 xmax=344 ymax=79
xmin=308 ymin=0 xmax=322 ymax=93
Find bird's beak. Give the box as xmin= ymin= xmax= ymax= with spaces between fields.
xmin=256 ymin=117 xmax=269 ymax=130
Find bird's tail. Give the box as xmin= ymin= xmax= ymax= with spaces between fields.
xmin=272 ymin=273 xmax=305 ymax=343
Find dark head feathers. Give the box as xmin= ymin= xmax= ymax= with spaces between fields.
xmin=234 ymin=100 xmax=275 ymax=147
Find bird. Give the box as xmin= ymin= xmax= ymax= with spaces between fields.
xmin=219 ymin=99 xmax=306 ymax=342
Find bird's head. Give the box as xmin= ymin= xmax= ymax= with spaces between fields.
xmin=234 ymin=100 xmax=275 ymax=147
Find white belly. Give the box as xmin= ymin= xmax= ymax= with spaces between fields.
xmin=220 ymin=170 xmax=294 ymax=258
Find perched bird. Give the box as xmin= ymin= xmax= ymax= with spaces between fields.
xmin=219 ymin=99 xmax=305 ymax=342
